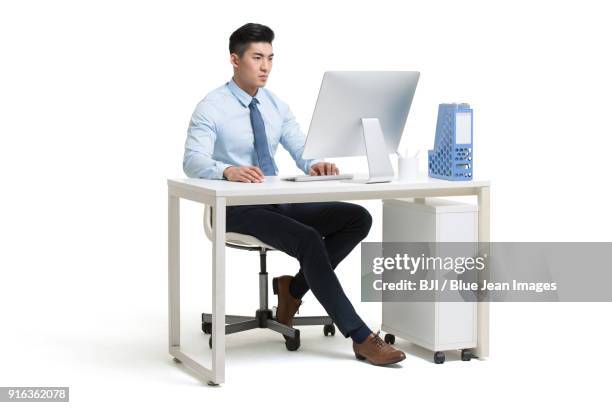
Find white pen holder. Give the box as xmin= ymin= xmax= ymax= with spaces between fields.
xmin=398 ymin=155 xmax=419 ymax=180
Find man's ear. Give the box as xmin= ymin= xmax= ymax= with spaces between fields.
xmin=230 ymin=53 xmax=240 ymax=69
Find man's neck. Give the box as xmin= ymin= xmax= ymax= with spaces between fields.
xmin=232 ymin=76 xmax=258 ymax=97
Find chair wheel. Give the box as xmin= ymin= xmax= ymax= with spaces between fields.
xmin=434 ymin=351 xmax=445 ymax=364
xmin=284 ymin=330 xmax=301 ymax=351
xmin=384 ymin=333 xmax=395 ymax=344
xmin=461 ymin=349 xmax=472 ymax=361
xmin=323 ymin=324 xmax=336 ymax=336
xmin=202 ymin=322 xmax=212 ymax=334
xmin=209 ymin=336 xmax=212 ymax=349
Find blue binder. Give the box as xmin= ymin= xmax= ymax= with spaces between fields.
xmin=428 ymin=103 xmax=473 ymax=181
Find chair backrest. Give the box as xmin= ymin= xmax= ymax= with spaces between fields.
xmin=203 ymin=205 xmax=214 ymax=242
xmin=202 ymin=205 xmax=276 ymax=250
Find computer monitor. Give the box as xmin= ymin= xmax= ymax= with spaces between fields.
xmin=302 ymin=71 xmax=420 ymax=183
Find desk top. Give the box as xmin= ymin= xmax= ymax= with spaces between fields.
xmin=168 ymin=173 xmax=490 ymax=198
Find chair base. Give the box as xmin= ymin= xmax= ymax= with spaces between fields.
xmin=201 ymin=248 xmax=336 ymax=351
xmin=202 ymin=310 xmax=335 ymax=351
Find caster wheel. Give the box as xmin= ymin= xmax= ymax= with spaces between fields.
xmin=202 ymin=322 xmax=212 ymax=334
xmin=209 ymin=336 xmax=213 ymax=349
xmin=172 ymin=357 xmax=181 ymax=364
xmin=207 ymin=381 xmax=219 ymax=387
xmin=323 ymin=324 xmax=336 ymax=336
xmin=434 ymin=351 xmax=445 ymax=364
xmin=384 ymin=333 xmax=395 ymax=345
xmin=461 ymin=349 xmax=472 ymax=361
xmin=284 ymin=330 xmax=301 ymax=351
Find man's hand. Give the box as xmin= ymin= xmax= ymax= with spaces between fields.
xmin=309 ymin=161 xmax=339 ymax=176
xmin=223 ymin=166 xmax=265 ymax=183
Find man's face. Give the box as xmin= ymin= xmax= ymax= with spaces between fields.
xmin=231 ymin=42 xmax=273 ymax=89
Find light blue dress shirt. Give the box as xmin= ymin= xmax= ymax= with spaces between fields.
xmin=183 ymin=79 xmax=319 ymax=179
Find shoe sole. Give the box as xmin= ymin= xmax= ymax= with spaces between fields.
xmin=272 ymin=277 xmax=299 ymax=327
xmin=354 ymin=353 xmax=406 ymax=366
xmin=272 ymin=277 xmax=279 ymax=295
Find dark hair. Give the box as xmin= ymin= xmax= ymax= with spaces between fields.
xmin=229 ymin=23 xmax=274 ymax=57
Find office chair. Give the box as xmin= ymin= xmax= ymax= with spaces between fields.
xmin=201 ymin=205 xmax=336 ymax=351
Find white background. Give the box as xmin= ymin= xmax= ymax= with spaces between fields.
xmin=1 ymin=0 xmax=611 ymax=406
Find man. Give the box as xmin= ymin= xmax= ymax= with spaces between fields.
xmin=183 ymin=23 xmax=405 ymax=366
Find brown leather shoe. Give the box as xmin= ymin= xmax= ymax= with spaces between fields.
xmin=272 ymin=275 xmax=302 ymax=327
xmin=353 ymin=331 xmax=406 ymax=366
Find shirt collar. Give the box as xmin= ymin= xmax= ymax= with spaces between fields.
xmin=227 ymin=78 xmax=261 ymax=107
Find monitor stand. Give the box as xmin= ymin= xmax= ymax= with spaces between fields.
xmin=343 ymin=118 xmax=394 ymax=184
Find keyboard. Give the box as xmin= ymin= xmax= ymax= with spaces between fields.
xmin=282 ymin=174 xmax=354 ymax=182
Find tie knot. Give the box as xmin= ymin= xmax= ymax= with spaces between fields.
xmin=249 ymin=98 xmax=259 ymax=108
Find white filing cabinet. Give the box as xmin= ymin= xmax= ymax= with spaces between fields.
xmin=381 ymin=198 xmax=478 ymax=364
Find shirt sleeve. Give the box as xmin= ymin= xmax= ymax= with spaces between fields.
xmin=279 ymin=105 xmax=322 ymax=174
xmin=183 ymin=102 xmax=232 ymax=179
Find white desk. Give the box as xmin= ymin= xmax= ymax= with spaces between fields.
xmin=167 ymin=174 xmax=491 ymax=385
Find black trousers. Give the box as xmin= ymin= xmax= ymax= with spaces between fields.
xmin=226 ymin=202 xmax=372 ymax=338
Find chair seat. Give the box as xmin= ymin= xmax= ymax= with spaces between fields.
xmin=204 ymin=205 xmax=276 ymax=250
xmin=225 ymin=232 xmax=276 ymax=250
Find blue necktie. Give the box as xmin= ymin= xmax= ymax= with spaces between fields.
xmin=249 ymin=98 xmax=277 ymax=176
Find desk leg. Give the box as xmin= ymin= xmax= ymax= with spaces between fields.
xmin=211 ymin=197 xmax=226 ymax=384
xmin=168 ymin=193 xmax=180 ymax=351
xmin=168 ymin=192 xmax=225 ymax=385
xmin=476 ymin=186 xmax=490 ymax=359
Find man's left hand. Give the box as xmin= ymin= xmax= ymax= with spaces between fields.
xmin=309 ymin=161 xmax=339 ymax=176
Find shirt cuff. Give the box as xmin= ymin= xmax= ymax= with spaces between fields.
xmin=303 ymin=159 xmax=322 ymax=174
xmin=215 ymin=162 xmax=233 ymax=180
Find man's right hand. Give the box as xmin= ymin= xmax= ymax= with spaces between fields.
xmin=223 ymin=166 xmax=265 ymax=183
